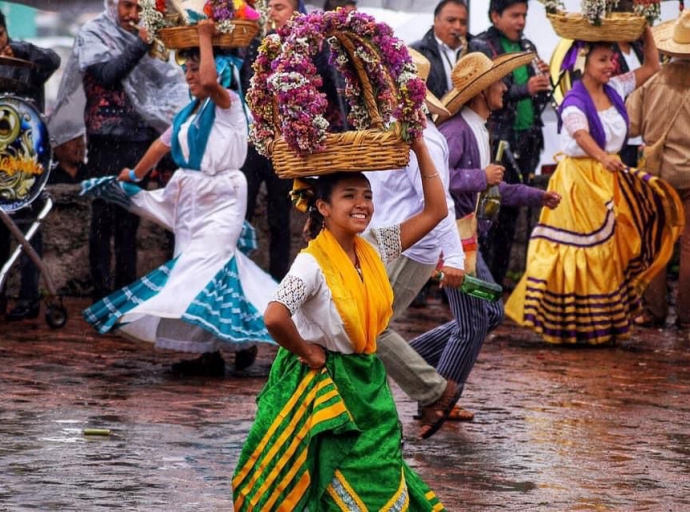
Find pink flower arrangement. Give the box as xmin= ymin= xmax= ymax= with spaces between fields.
xmin=247 ymin=10 xmax=427 ymax=157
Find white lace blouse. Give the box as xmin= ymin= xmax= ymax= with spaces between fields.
xmin=560 ymin=72 xmax=636 ymax=156
xmin=271 ymin=225 xmax=402 ymax=354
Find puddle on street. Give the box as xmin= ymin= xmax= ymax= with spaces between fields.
xmin=1 ymin=298 xmax=690 ymax=510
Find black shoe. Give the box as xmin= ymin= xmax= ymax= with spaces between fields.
xmin=6 ymin=300 xmax=40 ymax=321
xmin=170 ymin=351 xmax=226 ymax=377
xmin=234 ymin=345 xmax=258 ymax=371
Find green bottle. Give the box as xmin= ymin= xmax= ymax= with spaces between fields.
xmin=459 ymin=274 xmax=503 ymax=302
xmin=434 ymin=272 xmax=503 ymax=302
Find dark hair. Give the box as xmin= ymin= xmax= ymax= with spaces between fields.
xmin=584 ymin=41 xmax=616 ymax=64
xmin=434 ymin=0 xmax=468 ymax=18
xmin=0 ymin=10 xmax=6 ymax=30
xmin=178 ymin=47 xmax=241 ymax=90
xmin=612 ymin=0 xmax=635 ymax=12
xmin=323 ymin=0 xmax=356 ymax=10
xmin=489 ymin=0 xmax=528 ymax=18
xmin=304 ymin=172 xmax=370 ymax=241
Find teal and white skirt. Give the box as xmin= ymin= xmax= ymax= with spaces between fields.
xmin=81 ymin=170 xmax=277 ymax=352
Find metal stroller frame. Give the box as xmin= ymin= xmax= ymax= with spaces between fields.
xmin=0 ymin=195 xmax=68 ymax=328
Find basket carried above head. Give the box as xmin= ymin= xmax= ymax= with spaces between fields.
xmin=547 ymin=12 xmax=647 ymax=42
xmin=158 ymin=20 xmax=259 ymax=49
xmin=247 ymin=10 xmax=428 ymax=178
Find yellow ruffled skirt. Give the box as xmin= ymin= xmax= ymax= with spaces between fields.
xmin=505 ymin=156 xmax=684 ymax=345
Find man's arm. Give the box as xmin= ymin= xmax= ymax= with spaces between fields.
xmin=85 ymin=38 xmax=149 ymax=88
xmin=10 ymin=41 xmax=60 ymax=83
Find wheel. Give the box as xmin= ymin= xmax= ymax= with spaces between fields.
xmin=45 ymin=304 xmax=68 ymax=329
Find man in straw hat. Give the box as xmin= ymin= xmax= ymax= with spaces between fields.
xmin=626 ymin=10 xmax=690 ymax=330
xmin=469 ymin=0 xmax=552 ymax=288
xmin=408 ymin=51 xmax=560 ymax=422
xmin=365 ymin=48 xmax=465 ymax=440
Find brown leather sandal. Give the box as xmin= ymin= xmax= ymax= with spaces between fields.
xmin=447 ymin=405 xmax=475 ymax=422
xmin=418 ymin=380 xmax=461 ymax=440
xmin=414 ymin=404 xmax=475 ymax=422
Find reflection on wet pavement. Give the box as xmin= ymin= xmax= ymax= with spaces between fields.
xmin=1 ymin=297 xmax=689 ymax=510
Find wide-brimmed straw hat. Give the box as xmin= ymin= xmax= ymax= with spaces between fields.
xmin=408 ymin=47 xmax=451 ymax=118
xmin=436 ymin=51 xmax=535 ymax=124
xmin=653 ymin=10 xmax=690 ymax=56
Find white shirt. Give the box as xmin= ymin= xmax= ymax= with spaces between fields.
xmin=435 ymin=35 xmax=463 ymax=94
xmin=160 ymin=91 xmax=247 ymax=174
xmin=461 ymin=106 xmax=491 ymax=168
xmin=560 ymin=73 xmax=636 ymax=156
xmin=272 ymin=226 xmax=402 ymax=354
xmin=620 ymin=49 xmax=643 ymax=146
xmin=366 ymin=123 xmax=465 ymax=269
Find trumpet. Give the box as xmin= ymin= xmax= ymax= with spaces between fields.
xmin=129 ymin=21 xmax=170 ymax=62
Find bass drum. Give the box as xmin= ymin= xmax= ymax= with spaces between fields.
xmin=0 ymin=94 xmax=52 ymax=212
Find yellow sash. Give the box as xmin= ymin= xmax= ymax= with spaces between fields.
xmin=304 ymin=229 xmax=393 ymax=354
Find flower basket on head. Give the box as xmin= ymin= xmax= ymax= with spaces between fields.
xmin=247 ymin=10 xmax=427 ymax=178
xmin=547 ymin=11 xmax=647 ymax=42
xmin=158 ymin=20 xmax=259 ymax=49
xmin=140 ymin=0 xmax=262 ymax=51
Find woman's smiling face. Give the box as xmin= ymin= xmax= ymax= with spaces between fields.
xmin=317 ymin=174 xmax=374 ymax=235
xmin=585 ymin=45 xmax=616 ymax=85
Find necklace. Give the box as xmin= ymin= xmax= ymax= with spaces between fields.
xmin=354 ymin=253 xmax=363 ymax=281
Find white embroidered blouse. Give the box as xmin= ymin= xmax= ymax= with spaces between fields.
xmin=560 ymin=72 xmax=636 ymax=156
xmin=271 ymin=225 xmax=402 ymax=354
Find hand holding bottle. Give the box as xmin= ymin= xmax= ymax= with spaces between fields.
xmin=436 ymin=265 xmax=465 ymax=289
xmin=484 ymin=163 xmax=505 ymax=186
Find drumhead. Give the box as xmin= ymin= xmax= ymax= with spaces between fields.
xmin=0 ymin=94 xmax=52 ymax=212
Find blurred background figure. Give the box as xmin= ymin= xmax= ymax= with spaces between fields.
xmin=411 ymin=0 xmax=471 ymax=100
xmin=52 ymin=0 xmax=188 ymax=302
xmin=627 ymin=11 xmax=690 ymax=330
xmin=0 ymin=8 xmax=60 ymax=321
xmin=240 ymin=0 xmax=301 ymax=281
xmin=469 ymin=0 xmax=551 ymax=288
xmin=323 ymin=0 xmax=356 ymax=12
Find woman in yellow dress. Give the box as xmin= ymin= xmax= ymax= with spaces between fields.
xmin=505 ymin=27 xmax=684 ymax=345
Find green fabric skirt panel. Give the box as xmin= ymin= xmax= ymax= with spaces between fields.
xmin=232 ymin=348 xmax=446 ymax=511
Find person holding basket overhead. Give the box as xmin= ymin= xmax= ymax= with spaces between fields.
xmin=82 ymin=19 xmax=276 ymax=376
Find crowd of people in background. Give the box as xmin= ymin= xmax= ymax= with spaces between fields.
xmin=1 ymin=0 xmax=688 ymax=447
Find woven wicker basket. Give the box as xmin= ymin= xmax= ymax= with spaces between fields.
xmin=158 ymin=20 xmax=259 ymax=49
xmin=547 ymin=12 xmax=647 ymax=42
xmin=271 ymin=125 xmax=410 ymax=178
xmin=268 ymin=30 xmax=411 ymax=177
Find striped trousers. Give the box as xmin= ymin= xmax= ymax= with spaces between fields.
xmin=410 ymin=252 xmax=504 ymax=386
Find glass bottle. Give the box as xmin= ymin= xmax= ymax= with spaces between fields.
xmin=434 ymin=272 xmax=503 ymax=302
xmin=476 ymin=140 xmax=506 ymax=225
xmin=459 ymin=274 xmax=503 ymax=302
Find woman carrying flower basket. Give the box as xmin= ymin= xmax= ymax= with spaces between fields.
xmin=81 ymin=20 xmax=277 ymax=376
xmin=505 ymin=26 xmax=685 ymax=345
xmin=232 ymin=137 xmax=450 ymax=510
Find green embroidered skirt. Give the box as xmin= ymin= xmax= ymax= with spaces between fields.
xmin=232 ymin=348 xmax=446 ymax=511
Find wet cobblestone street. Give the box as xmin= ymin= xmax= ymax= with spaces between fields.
xmin=1 ymin=295 xmax=689 ymax=511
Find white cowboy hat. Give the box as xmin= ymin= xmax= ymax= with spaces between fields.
xmin=407 ymin=47 xmax=451 ymax=118
xmin=436 ymin=51 xmax=535 ymax=124
xmin=653 ymin=9 xmax=690 ymax=56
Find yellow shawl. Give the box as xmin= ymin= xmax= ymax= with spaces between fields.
xmin=304 ymin=229 xmax=393 ymax=354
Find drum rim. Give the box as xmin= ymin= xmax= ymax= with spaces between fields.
xmin=0 ymin=94 xmax=53 ymax=213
